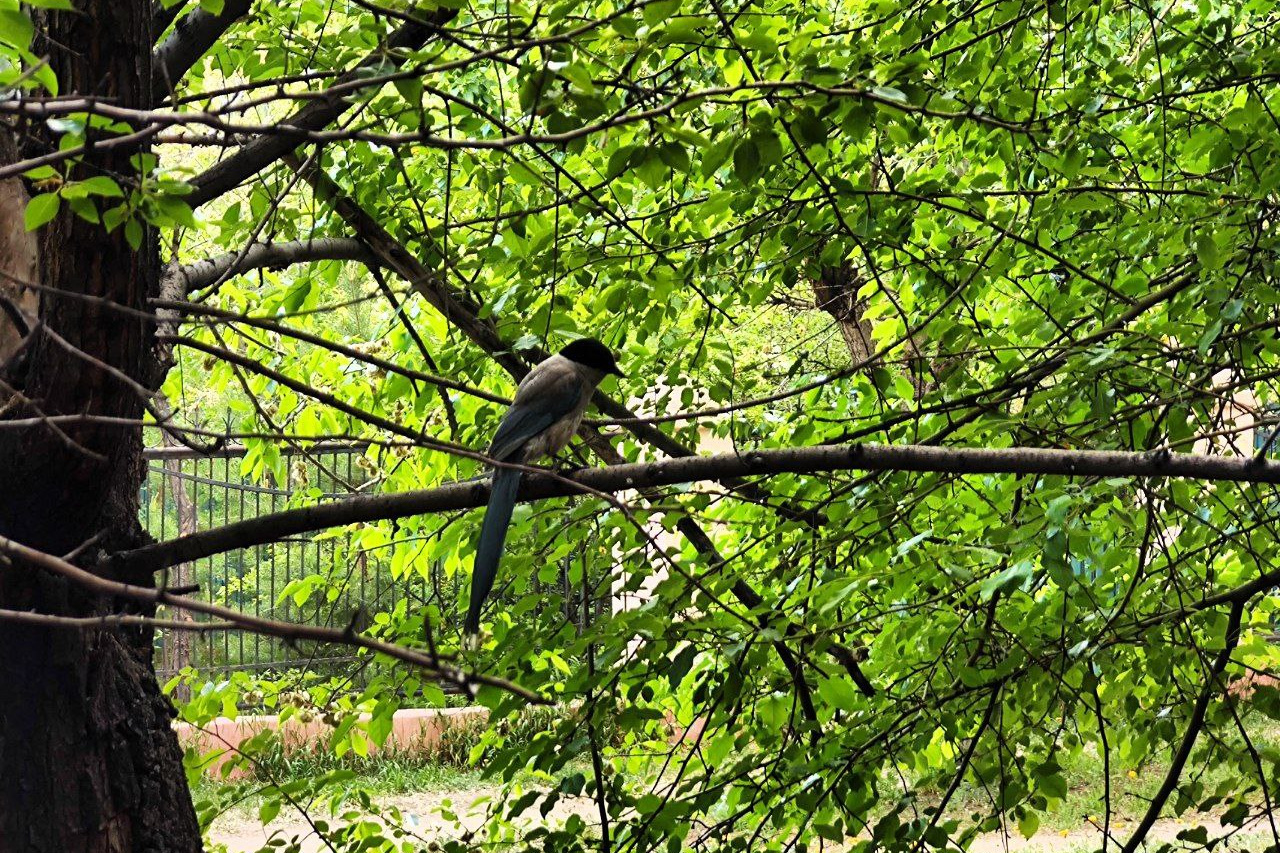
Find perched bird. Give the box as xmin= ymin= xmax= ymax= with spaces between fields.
xmin=465 ymin=338 xmax=625 ymax=637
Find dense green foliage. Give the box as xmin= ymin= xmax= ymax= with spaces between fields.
xmin=8 ymin=0 xmax=1280 ymax=848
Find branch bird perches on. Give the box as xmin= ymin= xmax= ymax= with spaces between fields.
xmin=113 ymin=440 xmax=1280 ymax=574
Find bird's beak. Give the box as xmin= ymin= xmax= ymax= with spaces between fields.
xmin=612 ymin=366 xmax=626 ymax=378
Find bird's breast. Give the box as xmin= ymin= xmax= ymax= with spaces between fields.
xmin=523 ymin=413 xmax=579 ymax=460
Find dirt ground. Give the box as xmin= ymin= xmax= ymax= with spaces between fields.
xmin=209 ymin=787 xmax=599 ymax=852
xmin=208 ymin=790 xmax=1273 ymax=852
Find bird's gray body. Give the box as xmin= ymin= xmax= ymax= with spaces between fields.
xmin=466 ymin=344 xmax=620 ymax=636
xmin=488 ymin=354 xmax=603 ymax=464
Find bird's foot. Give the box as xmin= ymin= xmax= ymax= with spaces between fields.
xmin=549 ymin=455 xmax=584 ymax=478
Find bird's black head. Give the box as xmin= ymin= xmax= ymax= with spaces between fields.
xmin=560 ymin=337 xmax=624 ymax=377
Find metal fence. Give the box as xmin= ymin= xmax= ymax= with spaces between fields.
xmin=140 ymin=442 xmax=609 ymax=697
xmin=140 ymin=443 xmax=433 ymax=694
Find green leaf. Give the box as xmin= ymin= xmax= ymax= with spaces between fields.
xmin=870 ymin=85 xmax=909 ymax=104
xmin=606 ymin=144 xmax=639 ymax=180
xmin=732 ymin=137 xmax=762 ymax=184
xmin=24 ymin=192 xmax=60 ymax=231
xmin=657 ymin=142 xmax=690 ymax=173
xmin=29 ymin=58 xmax=57 ymax=96
xmin=1195 ymin=233 xmax=1220 ymax=270
xmin=66 ymin=195 xmax=99 ymax=224
xmin=978 ymin=561 xmax=1034 ymax=601
xmin=155 ymin=196 xmax=198 ymax=229
xmin=704 ymin=733 xmax=733 ymax=767
xmin=794 ymin=109 xmax=828 ymax=146
xmin=420 ymin=682 xmax=446 ymax=708
xmin=815 ymin=822 xmax=843 ymax=842
xmin=1221 ymin=801 xmax=1249 ymax=827
xmin=817 ymin=677 xmax=860 ymax=712
xmin=666 ymin=644 xmax=697 ymax=688
xmin=102 ymin=204 xmax=130 ymax=233
xmin=757 ymin=692 xmax=789 ymax=729
xmin=77 ymin=176 xmax=124 ymax=198
xmin=124 ymin=217 xmax=143 ymax=249
xmin=394 ymin=75 xmax=423 ymax=104
xmin=1038 ymin=773 xmax=1068 ymax=802
xmin=0 ymin=10 xmax=33 ymax=50
xmin=1197 ymin=319 xmax=1224 ymax=354
xmin=1017 ymin=811 xmax=1039 ymax=839
xmin=752 ymin=129 xmax=783 ymax=166
xmin=642 ymin=0 xmax=679 ymax=26
xmin=257 ymin=797 xmax=280 ymax=824
xmin=517 ymin=67 xmax=552 ymax=114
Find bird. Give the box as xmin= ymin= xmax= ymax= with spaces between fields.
xmin=465 ymin=337 xmax=625 ymax=637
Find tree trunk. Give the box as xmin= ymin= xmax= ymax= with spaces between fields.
xmin=812 ymin=262 xmax=877 ymax=363
xmin=0 ymin=2 xmax=200 ymax=850
xmin=811 ymin=261 xmax=933 ymax=396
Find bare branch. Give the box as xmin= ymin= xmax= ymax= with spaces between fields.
xmin=164 ymin=237 xmax=376 ymax=295
xmin=0 ymin=608 xmax=235 ymax=632
xmin=113 ymin=441 xmax=1280 ymax=574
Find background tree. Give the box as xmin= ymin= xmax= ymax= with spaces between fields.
xmin=0 ymin=0 xmax=1279 ymax=851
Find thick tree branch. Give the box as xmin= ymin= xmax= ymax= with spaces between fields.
xmin=187 ymin=11 xmax=455 ymax=208
xmin=152 ymin=0 xmax=189 ymax=35
xmin=152 ymin=0 xmax=253 ymax=98
xmin=112 ymin=441 xmax=1280 ymax=574
xmin=164 ymin=237 xmax=375 ymax=295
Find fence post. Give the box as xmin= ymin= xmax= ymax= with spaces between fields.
xmin=154 ymin=394 xmax=196 ymax=703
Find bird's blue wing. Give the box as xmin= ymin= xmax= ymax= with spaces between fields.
xmin=487 ymin=363 xmax=584 ymax=462
xmin=487 ymin=406 xmax=558 ymax=463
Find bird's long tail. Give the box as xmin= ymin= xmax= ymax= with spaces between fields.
xmin=465 ymin=467 xmax=522 ymax=635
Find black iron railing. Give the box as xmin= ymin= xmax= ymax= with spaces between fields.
xmin=140 ymin=441 xmax=608 ymax=699
xmin=140 ymin=443 xmax=438 ymax=693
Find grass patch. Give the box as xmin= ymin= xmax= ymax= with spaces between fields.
xmin=192 ymin=751 xmax=484 ymax=802
xmin=930 ymin=722 xmax=1280 ymax=838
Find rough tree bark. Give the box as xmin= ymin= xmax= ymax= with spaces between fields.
xmin=0 ymin=2 xmax=200 ymax=850
xmin=0 ymin=150 xmax=38 ymax=367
